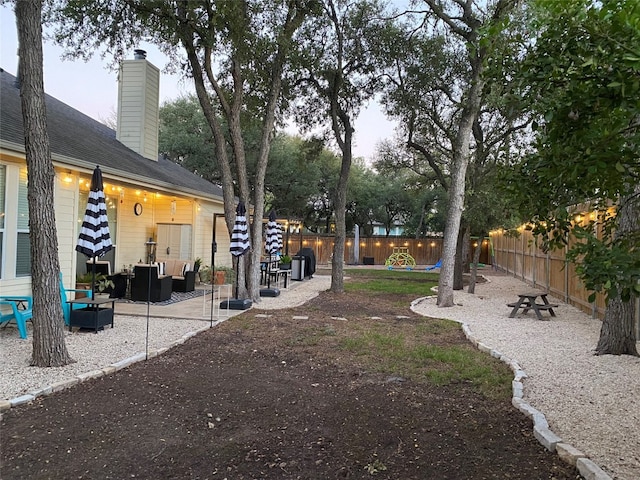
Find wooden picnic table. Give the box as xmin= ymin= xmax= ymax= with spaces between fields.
xmin=508 ymin=292 xmax=558 ymax=321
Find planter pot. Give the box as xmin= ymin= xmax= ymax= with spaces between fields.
xmin=279 ymin=263 xmax=291 ymax=270
xmin=214 ymin=271 xmax=226 ymax=285
xmin=75 ymin=283 xmax=91 ymax=298
xmin=69 ymin=306 xmax=114 ymax=331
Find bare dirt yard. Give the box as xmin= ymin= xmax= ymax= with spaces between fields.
xmin=1 ymin=271 xmax=579 ymax=479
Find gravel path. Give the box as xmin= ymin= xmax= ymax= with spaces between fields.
xmin=1 ymin=272 xmax=638 ymax=479
xmin=411 ymin=272 xmax=640 ymax=480
xmin=0 ymin=316 xmax=212 ymax=402
xmin=0 ymin=276 xmax=332 ymax=403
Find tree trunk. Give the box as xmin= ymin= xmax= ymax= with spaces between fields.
xmin=468 ymin=234 xmax=484 ymax=294
xmin=330 ymin=116 xmax=353 ymax=294
xmin=454 ymin=225 xmax=469 ymax=290
xmin=595 ymin=184 xmax=639 ymax=356
xmin=462 ymin=227 xmax=471 ymax=274
xmin=415 ymin=202 xmax=427 ymax=239
xmin=437 ymin=77 xmax=484 ymax=306
xmin=596 ymin=295 xmax=638 ymax=356
xmin=16 ymin=0 xmax=73 ymax=366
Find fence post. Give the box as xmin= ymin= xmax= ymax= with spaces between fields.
xmin=532 ymin=238 xmax=537 ymax=288
xmin=564 ymin=244 xmax=570 ymax=303
xmin=522 ymin=230 xmax=526 ymax=281
xmin=546 ymin=252 xmax=551 ymax=292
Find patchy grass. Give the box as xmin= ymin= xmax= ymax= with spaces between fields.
xmin=345 ymin=268 xmax=439 ymax=281
xmin=337 ymin=271 xmax=511 ymax=400
xmin=339 ymin=324 xmax=512 ymax=400
xmin=344 ymin=268 xmax=438 ymax=296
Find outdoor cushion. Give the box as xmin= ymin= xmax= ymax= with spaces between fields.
xmin=152 ymin=261 xmax=166 ymax=275
xmin=156 ymin=259 xmax=191 ymax=278
xmin=155 ymin=259 xmax=195 ymax=292
xmin=156 ymin=259 xmax=184 ymax=277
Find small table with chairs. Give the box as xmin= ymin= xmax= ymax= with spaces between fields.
xmin=508 ymin=292 xmax=558 ymax=321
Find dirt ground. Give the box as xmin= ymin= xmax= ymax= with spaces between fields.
xmin=1 ymin=272 xmax=579 ymax=479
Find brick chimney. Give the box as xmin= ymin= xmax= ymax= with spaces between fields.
xmin=116 ymin=49 xmax=160 ymax=161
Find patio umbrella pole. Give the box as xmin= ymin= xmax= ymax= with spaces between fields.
xmin=235 ymin=256 xmax=239 ymax=299
xmin=210 ymin=213 xmax=218 ymax=327
xmin=91 ymin=255 xmax=97 ymax=298
xmin=267 ymin=258 xmax=271 ymax=288
xmin=145 ymin=265 xmax=152 ymax=360
xmin=260 ymin=210 xmax=281 ymax=297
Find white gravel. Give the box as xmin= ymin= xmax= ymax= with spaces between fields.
xmin=0 ymin=316 xmax=212 ymax=401
xmin=2 ymin=272 xmax=638 ymax=480
xmin=411 ymin=272 xmax=640 ymax=480
xmin=0 ymin=276 xmax=332 ymax=402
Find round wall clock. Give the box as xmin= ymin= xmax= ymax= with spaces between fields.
xmin=134 ymin=202 xmax=143 ymax=216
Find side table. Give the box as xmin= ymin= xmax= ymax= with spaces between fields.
xmin=67 ymin=297 xmax=115 ymax=333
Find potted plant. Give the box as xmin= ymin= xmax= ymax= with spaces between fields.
xmin=279 ymin=254 xmax=292 ymax=270
xmin=95 ymin=275 xmax=115 ymax=295
xmin=198 ymin=266 xmax=211 ymax=283
xmin=75 ymin=272 xmax=114 ymax=296
xmin=75 ymin=272 xmax=93 ymax=297
xmin=193 ymin=258 xmax=203 ymax=284
xmin=214 ymin=266 xmax=235 ymax=285
xmin=214 ymin=266 xmax=226 ymax=285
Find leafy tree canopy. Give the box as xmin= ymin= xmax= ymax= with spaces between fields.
xmin=505 ymin=0 xmax=640 ymax=303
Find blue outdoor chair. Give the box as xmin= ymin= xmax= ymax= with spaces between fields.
xmin=0 ymin=296 xmax=33 ymax=339
xmin=59 ymin=272 xmax=93 ymax=325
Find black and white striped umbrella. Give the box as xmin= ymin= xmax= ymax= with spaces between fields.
xmin=230 ymin=201 xmax=250 ymax=257
xmin=277 ymin=222 xmax=283 ymax=252
xmin=75 ymin=166 xmax=113 ymax=293
xmin=264 ymin=210 xmax=281 ymax=255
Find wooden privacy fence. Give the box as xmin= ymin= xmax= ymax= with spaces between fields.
xmin=281 ymin=228 xmax=638 ymax=336
xmin=490 ymin=228 xmax=640 ymax=337
xmin=282 ymin=234 xmax=491 ymax=268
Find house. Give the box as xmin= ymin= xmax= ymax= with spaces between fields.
xmin=371 ymin=220 xmax=405 ymax=237
xmin=0 ymin=51 xmax=230 ymax=296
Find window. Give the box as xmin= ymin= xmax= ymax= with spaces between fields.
xmin=0 ymin=165 xmax=5 ymax=277
xmin=16 ymin=168 xmax=30 ymax=276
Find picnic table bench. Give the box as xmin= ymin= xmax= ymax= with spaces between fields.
xmin=508 ymin=292 xmax=558 ymax=321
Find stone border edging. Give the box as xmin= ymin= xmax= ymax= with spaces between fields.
xmin=0 ymin=320 xmax=225 ymax=414
xmin=410 ymin=295 xmax=613 ymax=480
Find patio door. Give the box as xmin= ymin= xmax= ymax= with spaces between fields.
xmin=156 ymin=223 xmax=192 ymax=260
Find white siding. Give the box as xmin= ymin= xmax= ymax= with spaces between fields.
xmin=196 ymin=203 xmax=230 ymax=269
xmin=54 ymin=171 xmax=79 ymax=287
xmin=118 ymin=194 xmax=157 ymax=265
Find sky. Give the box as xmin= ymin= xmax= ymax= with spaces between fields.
xmin=0 ymin=5 xmax=398 ymax=164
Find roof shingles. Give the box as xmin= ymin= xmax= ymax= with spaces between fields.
xmin=0 ymin=68 xmax=222 ymax=199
